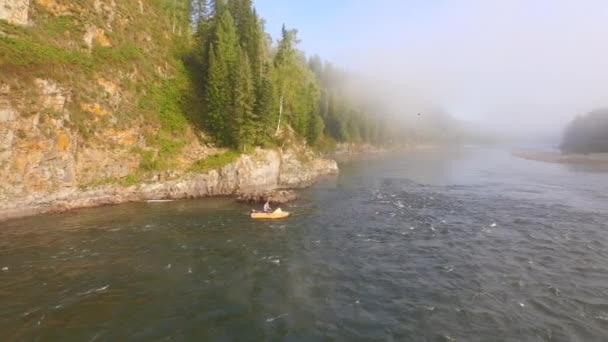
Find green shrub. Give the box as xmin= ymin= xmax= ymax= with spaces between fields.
xmin=41 ymin=16 xmax=83 ymax=37
xmin=92 ymin=43 xmax=142 ymax=65
xmin=189 ymin=151 xmax=241 ymax=173
xmin=0 ymin=36 xmax=91 ymax=68
xmin=119 ymin=173 xmax=140 ymax=187
xmin=139 ymin=150 xmax=161 ymax=171
xmin=138 ymin=64 xmax=190 ymax=134
xmin=82 ymin=172 xmax=141 ymax=189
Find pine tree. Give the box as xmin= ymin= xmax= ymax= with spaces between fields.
xmin=192 ymin=0 xmax=408 ymax=149
xmin=254 ymin=62 xmax=277 ymax=138
xmin=227 ymin=0 xmax=254 ymax=45
xmin=232 ymin=49 xmax=256 ymax=149
xmin=191 ymin=0 xmax=211 ymax=33
xmin=273 ymin=25 xmax=314 ymax=135
xmin=204 ymin=6 xmax=239 ymax=146
xmin=307 ymin=112 xmax=324 ymax=145
xmin=248 ymin=9 xmax=263 ymax=86
xmin=308 ymin=54 xmax=323 ymax=81
xmin=205 ymin=43 xmax=229 ymax=144
xmin=226 ymin=0 xmax=261 ymax=82
xmin=273 ymin=25 xmax=291 ymax=134
xmin=191 ymin=0 xmax=212 ymax=105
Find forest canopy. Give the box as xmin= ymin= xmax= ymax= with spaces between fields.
xmin=188 ymin=0 xmax=459 ymax=150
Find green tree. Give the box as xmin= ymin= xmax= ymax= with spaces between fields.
xmin=205 ymin=44 xmax=229 ymax=144
xmin=273 ymin=24 xmax=299 ymax=134
xmin=191 ymin=0 xmax=211 ymax=32
xmin=307 ymin=112 xmax=324 ymax=145
xmin=189 ymin=0 xmax=417 ymax=150
xmin=204 ymin=6 xmax=239 ymax=146
xmin=232 ymin=49 xmax=256 ymax=149
xmin=255 ymin=62 xmax=277 ymax=138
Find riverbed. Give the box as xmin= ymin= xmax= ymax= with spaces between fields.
xmin=1 ymin=147 xmax=608 ymax=341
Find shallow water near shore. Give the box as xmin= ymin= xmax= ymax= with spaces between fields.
xmin=2 ymin=147 xmax=608 ymax=341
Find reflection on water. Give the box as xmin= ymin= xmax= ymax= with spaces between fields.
xmin=1 ymin=147 xmax=608 ymax=340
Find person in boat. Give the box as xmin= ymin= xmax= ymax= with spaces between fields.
xmin=263 ymin=201 xmax=272 ymax=213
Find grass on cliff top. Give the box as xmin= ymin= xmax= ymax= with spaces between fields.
xmin=0 ymin=35 xmax=142 ymax=71
xmin=135 ymin=64 xmax=193 ymax=171
xmin=137 ymin=135 xmax=187 ymax=172
xmin=189 ymin=151 xmax=242 ymax=174
xmin=138 ymin=63 xmax=190 ymax=134
xmin=81 ymin=172 xmax=141 ymax=189
xmin=0 ymin=35 xmax=92 ymax=68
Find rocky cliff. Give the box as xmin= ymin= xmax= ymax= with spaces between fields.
xmin=0 ymin=148 xmax=338 ymax=220
xmin=0 ymin=0 xmax=338 ymax=221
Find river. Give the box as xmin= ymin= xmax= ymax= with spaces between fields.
xmin=1 ymin=147 xmax=608 ymax=341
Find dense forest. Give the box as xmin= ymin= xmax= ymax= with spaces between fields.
xmin=561 ymin=109 xmax=608 ymax=154
xmin=187 ymin=0 xmax=401 ymax=151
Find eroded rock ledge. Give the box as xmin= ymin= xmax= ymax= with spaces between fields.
xmin=237 ymin=190 xmax=298 ymax=205
xmin=0 ymin=148 xmax=338 ymax=221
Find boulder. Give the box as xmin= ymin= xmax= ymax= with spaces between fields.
xmin=237 ymin=189 xmax=297 ymax=205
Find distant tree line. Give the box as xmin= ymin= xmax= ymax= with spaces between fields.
xmin=189 ymin=0 xmax=396 ymax=150
xmin=561 ymin=109 xmax=608 ymax=154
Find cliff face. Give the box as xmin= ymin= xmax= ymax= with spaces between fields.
xmin=0 ymin=1 xmax=338 ymax=220
xmin=0 ymin=148 xmax=338 ymax=220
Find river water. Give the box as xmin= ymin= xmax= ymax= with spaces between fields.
xmin=2 ymin=147 xmax=608 ymax=341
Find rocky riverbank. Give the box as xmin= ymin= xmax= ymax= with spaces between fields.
xmin=0 ymin=1 xmax=343 ymax=222
xmin=0 ymin=148 xmax=338 ymax=221
xmin=334 ymin=143 xmax=387 ymax=156
xmin=330 ymin=143 xmax=388 ymax=163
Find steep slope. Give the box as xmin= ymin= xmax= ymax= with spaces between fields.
xmin=0 ymin=0 xmax=337 ymax=220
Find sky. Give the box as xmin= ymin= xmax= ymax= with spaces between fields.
xmin=254 ymin=0 xmax=608 ymax=139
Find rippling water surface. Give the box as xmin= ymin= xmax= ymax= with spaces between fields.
xmin=2 ymin=147 xmax=608 ymax=341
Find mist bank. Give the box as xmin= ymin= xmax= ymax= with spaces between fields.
xmin=310 ymin=0 xmax=608 ymax=145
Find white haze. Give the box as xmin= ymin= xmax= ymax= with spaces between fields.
xmin=326 ymin=0 xmax=608 ymax=142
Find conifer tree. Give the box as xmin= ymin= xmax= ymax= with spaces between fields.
xmin=307 ymin=111 xmax=324 ymax=145
xmin=232 ymin=49 xmax=256 ymax=149
xmin=192 ymin=0 xmax=407 ymax=149
xmin=254 ymin=62 xmax=277 ymax=138
xmin=206 ymin=45 xmax=228 ymax=145
xmin=205 ymin=6 xmax=239 ymax=146
xmin=273 ymin=24 xmax=298 ymax=134
xmin=191 ymin=0 xmax=211 ymax=34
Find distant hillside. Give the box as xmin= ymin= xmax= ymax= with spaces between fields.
xmin=561 ymin=109 xmax=608 ymax=154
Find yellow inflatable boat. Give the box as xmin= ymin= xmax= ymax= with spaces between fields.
xmin=250 ymin=208 xmax=290 ymax=219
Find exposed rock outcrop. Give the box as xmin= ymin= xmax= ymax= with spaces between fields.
xmin=83 ymin=26 xmax=112 ymax=49
xmin=0 ymin=0 xmax=29 ymax=26
xmin=0 ymin=145 xmax=338 ymax=221
xmin=237 ymin=190 xmax=298 ymax=205
xmin=0 ymin=1 xmax=340 ymax=221
xmin=335 ymin=143 xmax=386 ymax=156
xmin=278 ymin=144 xmax=338 ymax=187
